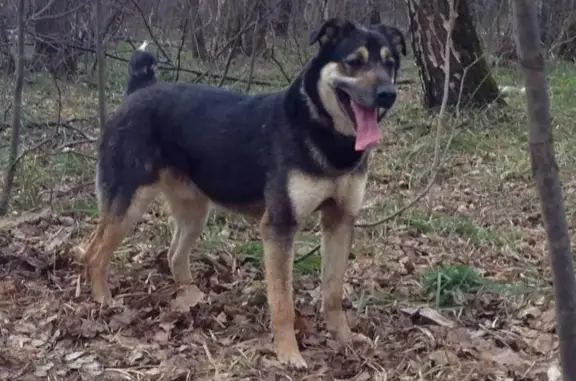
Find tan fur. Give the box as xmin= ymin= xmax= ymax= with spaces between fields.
xmin=357 ymin=46 xmax=369 ymax=60
xmin=81 ymin=170 xmax=213 ymax=303
xmin=318 ymin=63 xmax=356 ymax=137
xmin=261 ymin=168 xmax=368 ymax=368
xmin=81 ymin=186 xmax=158 ymax=303
xmin=260 ymin=211 xmax=305 ymax=367
xmin=320 ymin=201 xmax=355 ymax=340
xmin=260 ymin=169 xmax=367 ymax=368
xmin=287 ymin=170 xmax=333 ymax=221
xmin=158 ymin=172 xmax=211 ymax=284
xmin=319 ymin=173 xmax=366 ymax=340
xmin=380 ymin=46 xmax=390 ymax=60
xmin=286 ymin=169 xmax=367 ymax=221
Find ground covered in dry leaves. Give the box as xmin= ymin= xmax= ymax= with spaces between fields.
xmin=1 ymin=55 xmax=574 ymax=380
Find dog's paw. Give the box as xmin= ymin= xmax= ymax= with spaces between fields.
xmin=277 ymin=349 xmax=307 ymax=369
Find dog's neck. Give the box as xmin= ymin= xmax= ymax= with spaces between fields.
xmin=282 ymin=62 xmax=368 ymax=174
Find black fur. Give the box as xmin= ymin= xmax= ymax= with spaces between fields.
xmin=125 ymin=47 xmax=157 ymax=96
xmin=98 ymin=20 xmax=405 ymax=225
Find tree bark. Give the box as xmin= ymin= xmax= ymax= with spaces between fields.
xmin=512 ymin=1 xmax=576 ymax=380
xmin=96 ymin=0 xmax=106 ymax=132
xmin=0 ymin=14 xmax=15 ymax=73
xmin=274 ymin=0 xmax=292 ymax=37
xmin=187 ymin=0 xmax=207 ymax=60
xmin=368 ymin=0 xmax=381 ymax=24
xmin=406 ymin=0 xmax=500 ymax=109
xmin=0 ymin=0 xmax=25 ymax=215
xmin=242 ymin=0 xmax=267 ymax=57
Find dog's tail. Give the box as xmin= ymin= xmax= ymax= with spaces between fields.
xmin=125 ymin=41 xmax=157 ymax=96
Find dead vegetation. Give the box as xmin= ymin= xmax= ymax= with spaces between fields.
xmin=0 ymin=0 xmax=573 ymax=380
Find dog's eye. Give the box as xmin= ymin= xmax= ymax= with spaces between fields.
xmin=345 ymin=57 xmax=364 ymax=69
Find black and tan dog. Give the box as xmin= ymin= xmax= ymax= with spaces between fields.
xmin=75 ymin=18 xmax=406 ymax=368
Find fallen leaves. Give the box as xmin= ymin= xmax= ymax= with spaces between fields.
xmin=0 ymin=200 xmax=562 ymax=381
xmin=400 ymin=306 xmax=456 ymax=328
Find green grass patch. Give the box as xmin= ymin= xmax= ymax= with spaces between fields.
xmin=235 ymin=240 xmax=321 ymax=276
xmin=67 ymin=198 xmax=99 ymax=217
xmin=422 ymin=264 xmax=487 ymax=307
xmin=421 ymin=264 xmax=544 ymax=308
xmin=403 ymin=212 xmax=507 ymax=246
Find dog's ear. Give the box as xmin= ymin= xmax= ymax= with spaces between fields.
xmin=309 ymin=18 xmax=356 ymax=46
xmin=372 ymin=25 xmax=407 ymax=56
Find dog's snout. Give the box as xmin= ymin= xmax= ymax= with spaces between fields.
xmin=375 ymin=84 xmax=397 ymax=108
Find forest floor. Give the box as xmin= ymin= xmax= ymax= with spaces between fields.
xmin=0 ymin=45 xmax=574 ymax=380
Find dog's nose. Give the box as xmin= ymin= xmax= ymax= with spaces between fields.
xmin=375 ymin=84 xmax=397 ymax=108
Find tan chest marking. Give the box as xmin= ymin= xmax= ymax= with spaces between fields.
xmin=286 ymin=169 xmax=368 ymax=221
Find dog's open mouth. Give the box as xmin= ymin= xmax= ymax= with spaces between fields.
xmin=336 ymin=89 xmax=382 ymax=151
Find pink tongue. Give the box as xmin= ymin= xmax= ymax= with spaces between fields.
xmin=350 ymin=102 xmax=381 ymax=151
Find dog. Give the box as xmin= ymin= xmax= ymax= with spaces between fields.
xmin=75 ymin=18 xmax=406 ymax=369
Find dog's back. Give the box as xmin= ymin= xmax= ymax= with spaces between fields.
xmin=125 ymin=41 xmax=157 ymax=96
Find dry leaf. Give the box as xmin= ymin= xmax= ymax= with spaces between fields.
xmin=34 ymin=362 xmax=54 ymax=377
xmin=428 ymin=349 xmax=458 ymax=365
xmin=153 ymin=330 xmax=170 ymax=343
xmin=480 ymin=348 xmax=530 ymax=368
xmin=401 ymin=307 xmax=455 ymax=328
xmin=109 ymin=308 xmax=136 ymax=331
xmin=171 ymin=284 xmax=205 ymax=312
xmin=354 ymin=372 xmax=371 ymax=381
xmin=64 ymin=351 xmax=85 ymax=362
xmin=79 ymin=319 xmax=105 ymax=338
xmin=43 ymin=227 xmax=73 ymax=252
xmin=511 ymin=325 xmax=556 ymax=354
xmin=547 ymin=362 xmax=561 ymax=381
xmin=0 ymin=208 xmax=50 ymax=231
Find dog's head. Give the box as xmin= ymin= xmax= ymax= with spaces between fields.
xmin=307 ymin=19 xmax=406 ymax=151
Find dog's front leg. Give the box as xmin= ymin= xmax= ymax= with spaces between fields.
xmin=320 ymin=202 xmax=355 ymax=340
xmin=260 ymin=211 xmax=306 ymax=369
xmin=320 ymin=202 xmax=371 ymax=346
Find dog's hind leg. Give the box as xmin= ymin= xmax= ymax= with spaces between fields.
xmin=161 ymin=181 xmax=210 ymax=285
xmin=82 ymin=186 xmax=157 ymax=303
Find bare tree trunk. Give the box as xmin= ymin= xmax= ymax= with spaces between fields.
xmin=368 ymin=0 xmax=381 ymax=24
xmin=0 ymin=0 xmax=25 ymax=215
xmin=0 ymin=15 xmax=14 ymax=73
xmin=33 ymin=0 xmax=79 ymax=80
xmin=406 ymin=0 xmax=500 ymax=109
xmin=96 ymin=0 xmax=106 ymax=132
xmin=188 ymin=0 xmax=207 ymax=60
xmin=273 ymin=0 xmax=292 ymax=37
xmin=539 ymin=0 xmax=550 ymax=46
xmin=512 ymin=1 xmax=576 ymax=380
xmin=242 ymin=0 xmax=267 ymax=57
